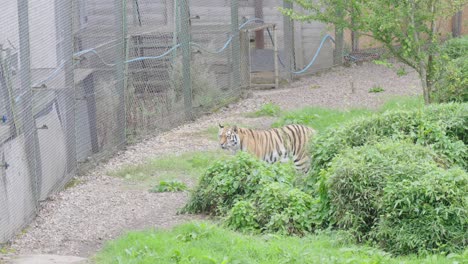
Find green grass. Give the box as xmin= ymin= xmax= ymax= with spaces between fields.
xmin=272 ymin=107 xmax=372 ymax=132
xmin=109 ymin=151 xmax=227 ymax=187
xmin=94 ymin=222 xmax=467 ymax=264
xmin=378 ymin=95 xmax=425 ymax=112
xmin=369 ymin=85 xmax=385 ymax=93
xmin=273 ymin=96 xmax=424 ymax=132
xmin=150 ymin=180 xmax=188 ymax=193
xmin=64 ymin=177 xmax=83 ymax=190
xmin=245 ymin=102 xmax=282 ymax=117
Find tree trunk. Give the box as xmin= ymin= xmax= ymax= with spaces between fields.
xmin=419 ymin=65 xmax=431 ymax=104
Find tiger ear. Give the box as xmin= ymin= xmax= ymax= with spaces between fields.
xmin=233 ymin=125 xmax=238 ymax=133
xmin=218 ymin=123 xmax=224 ymax=129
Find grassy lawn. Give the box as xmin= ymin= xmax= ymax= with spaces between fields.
xmin=108 ymin=151 xmax=227 ymax=188
xmin=245 ymin=96 xmax=425 ymax=132
xmin=94 ymin=222 xmax=466 ymax=264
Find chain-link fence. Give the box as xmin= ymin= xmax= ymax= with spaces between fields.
xmin=0 ymin=0 xmax=334 ymax=243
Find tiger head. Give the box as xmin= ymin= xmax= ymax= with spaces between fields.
xmin=218 ymin=124 xmax=240 ymax=151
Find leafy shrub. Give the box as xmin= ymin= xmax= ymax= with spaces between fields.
xmin=183 ymin=151 xmax=318 ymax=235
xmin=323 ymin=141 xmax=446 ymax=238
xmin=307 ymin=103 xmax=467 ymax=187
xmin=225 ymin=200 xmax=259 ymax=232
xmin=181 ymin=151 xmax=297 ymax=215
xmin=441 ymin=36 xmax=468 ymax=60
xmin=434 ymin=36 xmax=468 ymax=103
xmin=227 ymin=183 xmax=317 ymax=235
xmin=320 ymin=141 xmax=467 ymax=254
xmin=149 ymin=180 xmax=187 ymax=193
xmin=374 ymin=167 xmax=468 ymax=255
xmin=254 ymin=183 xmax=316 ymax=235
xmin=434 ymin=56 xmax=468 ymax=103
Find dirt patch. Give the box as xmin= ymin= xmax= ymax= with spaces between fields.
xmin=8 ymin=62 xmax=421 ymax=258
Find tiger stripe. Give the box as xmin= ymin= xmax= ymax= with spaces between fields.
xmin=218 ymin=124 xmax=316 ymax=173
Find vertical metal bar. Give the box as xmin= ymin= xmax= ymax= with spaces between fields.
xmin=172 ymin=0 xmax=178 ymax=61
xmin=115 ymin=0 xmax=128 ymax=144
xmin=239 ymin=30 xmax=249 ymax=88
xmin=231 ymin=0 xmax=240 ymax=91
xmin=17 ymin=0 xmax=41 ymax=204
xmin=56 ymin=0 xmax=77 ymax=176
xmin=282 ymin=0 xmax=294 ymax=81
xmin=124 ymin=35 xmax=130 ymax=131
xmin=273 ymin=25 xmax=279 ymax=89
xmin=248 ymin=30 xmax=252 ymax=88
xmin=179 ymin=0 xmax=193 ymax=120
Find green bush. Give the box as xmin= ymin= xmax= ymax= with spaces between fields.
xmin=434 ymin=56 xmax=468 ymax=103
xmin=227 ymin=183 xmax=316 ymax=235
xmin=434 ymin=36 xmax=468 ymax=103
xmin=225 ymin=200 xmax=259 ymax=232
xmin=320 ymin=141 xmax=467 ymax=255
xmin=183 ymin=151 xmax=317 ymax=235
xmin=374 ymin=167 xmax=468 ymax=255
xmin=255 ymin=183 xmax=316 ymax=235
xmin=307 ymin=103 xmax=467 ymax=187
xmin=323 ymin=141 xmax=445 ymax=237
xmin=181 ymin=151 xmax=297 ymax=215
xmin=441 ymin=36 xmax=468 ymax=60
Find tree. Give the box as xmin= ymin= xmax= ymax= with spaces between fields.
xmin=280 ymin=0 xmax=467 ymax=104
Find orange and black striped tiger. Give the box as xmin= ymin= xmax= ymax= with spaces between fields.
xmin=218 ymin=124 xmax=316 ymax=173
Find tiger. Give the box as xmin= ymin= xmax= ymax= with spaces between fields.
xmin=218 ymin=124 xmax=316 ymax=173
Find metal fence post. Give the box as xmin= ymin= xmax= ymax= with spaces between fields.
xmin=179 ymin=0 xmax=193 ymax=120
xmin=239 ymin=30 xmax=250 ymax=89
xmin=56 ymin=0 xmax=76 ymax=176
xmin=274 ymin=25 xmax=279 ymax=89
xmin=115 ymin=0 xmax=127 ymax=144
xmin=231 ymin=0 xmax=240 ymax=91
xmin=17 ymin=0 xmax=41 ymax=205
xmin=282 ymin=0 xmax=295 ymax=81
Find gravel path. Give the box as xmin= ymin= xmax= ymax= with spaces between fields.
xmin=8 ymin=62 xmax=421 ymax=258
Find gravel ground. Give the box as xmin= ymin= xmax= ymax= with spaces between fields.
xmin=8 ymin=62 xmax=421 ymax=258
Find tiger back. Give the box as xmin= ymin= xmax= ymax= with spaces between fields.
xmin=218 ymin=124 xmax=316 ymax=173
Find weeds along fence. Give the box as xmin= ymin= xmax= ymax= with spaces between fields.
xmin=0 ymin=0 xmax=334 ymax=243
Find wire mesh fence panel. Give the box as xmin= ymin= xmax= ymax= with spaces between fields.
xmin=125 ymin=0 xmax=182 ymax=138
xmin=188 ymin=0 xmax=242 ymax=113
xmin=74 ymin=0 xmax=126 ymax=163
